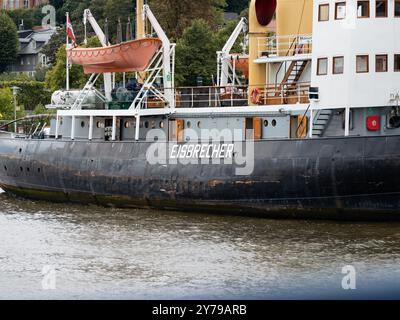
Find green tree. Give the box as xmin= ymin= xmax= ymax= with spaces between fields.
xmin=149 ymin=0 xmax=227 ymax=40
xmin=226 ymin=0 xmax=249 ymax=13
xmin=6 ymin=7 xmax=43 ymax=30
xmin=0 ymin=88 xmax=25 ymax=120
xmin=41 ymin=28 xmax=66 ymax=65
xmin=0 ymin=87 xmax=13 ymax=120
xmin=0 ymin=13 xmax=19 ymax=73
xmin=45 ymin=44 xmax=87 ymax=91
xmin=175 ymin=19 xmax=219 ymax=86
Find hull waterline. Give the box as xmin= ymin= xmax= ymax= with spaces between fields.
xmin=1 ymin=135 xmax=400 ymax=221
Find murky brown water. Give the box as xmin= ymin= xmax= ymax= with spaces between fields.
xmin=1 ymin=188 xmax=400 ymax=299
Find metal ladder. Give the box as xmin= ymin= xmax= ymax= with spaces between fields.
xmin=312 ymin=109 xmax=333 ymax=137
xmin=71 ymin=73 xmax=101 ymax=110
xmin=130 ymin=49 xmax=164 ymax=110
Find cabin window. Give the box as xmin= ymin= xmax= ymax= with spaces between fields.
xmin=333 ymin=56 xmax=344 ymax=74
xmin=376 ymin=0 xmax=387 ymax=17
xmin=197 ymin=121 xmax=201 ymax=128
xmin=335 ymin=2 xmax=346 ymax=20
xmin=124 ymin=121 xmax=131 ymax=128
xmin=357 ymin=1 xmax=370 ymax=18
xmin=356 ymin=55 xmax=369 ymax=73
xmin=159 ymin=121 xmax=164 ymax=129
xmin=376 ymin=54 xmax=388 ymax=72
xmin=394 ymin=54 xmax=400 ymax=71
xmin=317 ymin=58 xmax=328 ymax=75
xmin=395 ymin=0 xmax=400 ymax=17
xmin=264 ymin=120 xmax=269 ymax=127
xmin=319 ymin=4 xmax=330 ymax=21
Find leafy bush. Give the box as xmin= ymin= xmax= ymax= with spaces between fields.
xmin=0 ymin=80 xmax=51 ymax=111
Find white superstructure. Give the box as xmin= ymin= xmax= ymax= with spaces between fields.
xmin=311 ymin=0 xmax=400 ymax=108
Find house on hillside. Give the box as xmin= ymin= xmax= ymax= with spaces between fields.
xmin=7 ymin=27 xmax=56 ymax=77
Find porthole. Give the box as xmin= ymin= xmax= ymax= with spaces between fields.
xmin=20 ymin=167 xmax=23 ymax=172
xmin=38 ymin=168 xmax=41 ymax=173
xmin=81 ymin=121 xmax=85 ymax=128
xmin=197 ymin=121 xmax=201 ymax=128
xmin=264 ymin=120 xmax=269 ymax=127
xmin=96 ymin=121 xmax=104 ymax=129
xmin=272 ymin=120 xmax=277 ymax=127
xmin=26 ymin=168 xmax=30 ymax=172
xmin=4 ymin=166 xmax=7 ymax=171
xmin=124 ymin=121 xmax=131 ymax=129
xmin=159 ymin=121 xmax=164 ymax=129
xmin=187 ymin=121 xmax=191 ymax=128
xmin=145 ymin=121 xmax=149 ymax=129
xmin=19 ymin=148 xmax=22 ymax=153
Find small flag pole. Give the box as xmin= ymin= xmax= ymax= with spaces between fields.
xmin=66 ymin=12 xmax=70 ymax=91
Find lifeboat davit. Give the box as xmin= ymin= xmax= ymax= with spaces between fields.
xmin=68 ymin=38 xmax=162 ymax=74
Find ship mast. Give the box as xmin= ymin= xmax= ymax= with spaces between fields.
xmin=136 ymin=0 xmax=145 ymax=39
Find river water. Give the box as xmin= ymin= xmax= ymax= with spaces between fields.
xmin=1 ymin=188 xmax=400 ymax=300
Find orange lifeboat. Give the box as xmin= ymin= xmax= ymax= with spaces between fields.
xmin=229 ymin=54 xmax=249 ymax=79
xmin=67 ymin=38 xmax=162 ymax=74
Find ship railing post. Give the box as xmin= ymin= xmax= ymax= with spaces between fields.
xmin=89 ymin=115 xmax=94 ymax=141
xmin=345 ymin=107 xmax=350 ymax=137
xmin=55 ymin=115 xmax=60 ymax=139
xmin=112 ymin=116 xmax=117 ymax=141
xmin=135 ymin=115 xmax=140 ymax=141
xmin=191 ymin=88 xmax=194 ymax=108
xmin=71 ymin=115 xmax=75 ymax=140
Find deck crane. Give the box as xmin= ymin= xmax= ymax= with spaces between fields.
xmin=83 ymin=9 xmax=113 ymax=101
xmin=217 ymin=17 xmax=248 ymax=87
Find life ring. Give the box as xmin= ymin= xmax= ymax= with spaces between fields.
xmin=251 ymin=88 xmax=261 ymax=105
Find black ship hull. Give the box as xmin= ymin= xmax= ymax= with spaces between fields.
xmin=1 ymin=135 xmax=400 ymax=220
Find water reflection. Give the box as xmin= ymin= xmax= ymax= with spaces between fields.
xmin=0 ymin=191 xmax=400 ymax=299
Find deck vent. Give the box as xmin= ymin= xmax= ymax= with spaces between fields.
xmin=309 ymin=87 xmax=319 ymax=101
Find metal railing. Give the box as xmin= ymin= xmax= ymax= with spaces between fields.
xmin=140 ymin=83 xmax=311 ymax=109
xmin=257 ymin=34 xmax=313 ymax=58
xmin=257 ymin=82 xmax=310 ymax=105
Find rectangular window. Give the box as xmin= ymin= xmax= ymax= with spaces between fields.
xmin=319 ymin=4 xmax=330 ymax=21
xmin=333 ymin=56 xmax=344 ymax=74
xmin=357 ymin=1 xmax=370 ymax=18
xmin=376 ymin=54 xmax=388 ymax=72
xmin=335 ymin=2 xmax=346 ymax=20
xmin=395 ymin=0 xmax=400 ymax=17
xmin=317 ymin=58 xmax=328 ymax=75
xmin=356 ymin=55 xmax=369 ymax=73
xmin=394 ymin=54 xmax=400 ymax=72
xmin=376 ymin=0 xmax=388 ymax=17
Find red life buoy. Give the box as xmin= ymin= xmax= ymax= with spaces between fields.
xmin=251 ymin=88 xmax=261 ymax=105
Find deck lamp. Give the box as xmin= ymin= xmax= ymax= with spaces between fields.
xmin=11 ymin=86 xmax=21 ymax=133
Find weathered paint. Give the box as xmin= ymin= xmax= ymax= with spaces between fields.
xmin=1 ymin=136 xmax=400 ymax=221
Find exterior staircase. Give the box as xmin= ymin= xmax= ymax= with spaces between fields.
xmin=275 ymin=60 xmax=309 ymax=97
xmin=312 ymin=109 xmax=333 ymax=137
